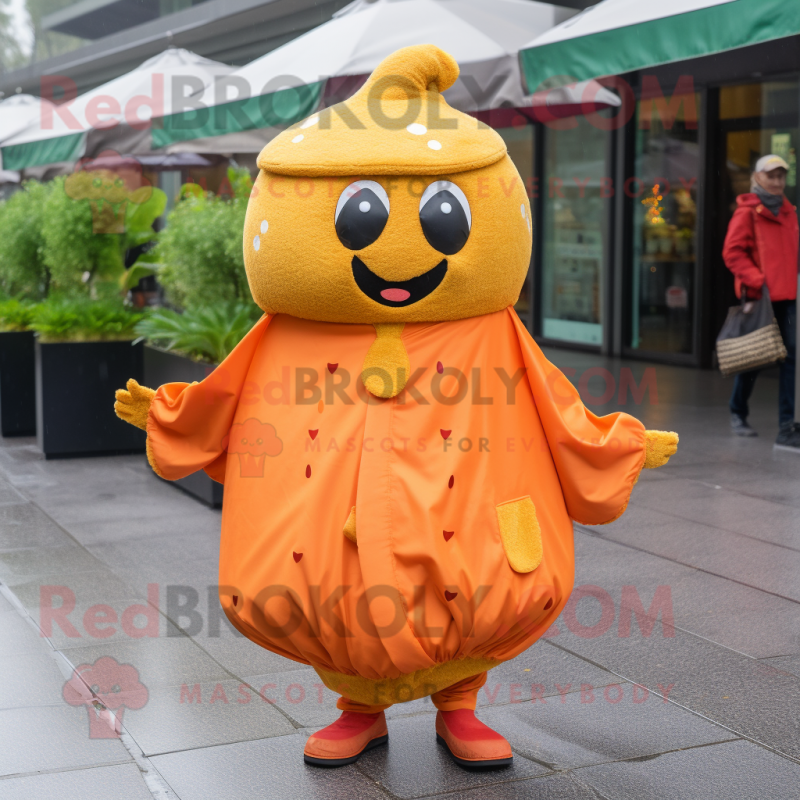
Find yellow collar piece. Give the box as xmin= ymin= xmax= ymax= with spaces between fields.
xmin=362 ymin=323 xmax=409 ymax=398
xmin=257 ymin=45 xmax=506 ymax=177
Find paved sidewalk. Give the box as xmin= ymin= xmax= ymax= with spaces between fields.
xmin=1 ymin=351 xmax=799 ymax=799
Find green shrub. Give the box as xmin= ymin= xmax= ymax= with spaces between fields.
xmin=154 ymin=168 xmax=256 ymax=311
xmin=40 ymin=173 xmax=166 ymax=300
xmin=0 ymin=298 xmax=40 ymax=331
xmin=134 ymin=302 xmax=259 ymax=364
xmin=0 ymin=180 xmax=52 ymax=298
xmin=30 ymin=297 xmax=144 ymax=343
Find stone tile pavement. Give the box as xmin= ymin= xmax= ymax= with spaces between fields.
xmin=0 ymin=351 xmax=799 ymax=798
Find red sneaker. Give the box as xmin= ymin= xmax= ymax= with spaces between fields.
xmin=435 ymin=709 xmax=513 ymax=769
xmin=304 ymin=711 xmax=388 ymax=767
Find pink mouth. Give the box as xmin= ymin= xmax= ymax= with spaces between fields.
xmin=380 ymin=288 xmax=411 ymax=302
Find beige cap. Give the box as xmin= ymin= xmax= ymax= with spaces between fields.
xmin=755 ymin=154 xmax=789 ymax=173
xmin=257 ymin=45 xmax=507 ymax=177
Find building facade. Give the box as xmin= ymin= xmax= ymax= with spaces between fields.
xmin=510 ymin=34 xmax=800 ymax=368
xmin=5 ymin=2 xmax=795 ymax=370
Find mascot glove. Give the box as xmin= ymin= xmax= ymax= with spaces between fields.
xmin=114 ymin=379 xmax=155 ymax=431
xmin=643 ymin=430 xmax=679 ymax=469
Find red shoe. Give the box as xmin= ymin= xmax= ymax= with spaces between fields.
xmin=304 ymin=711 xmax=388 ymax=767
xmin=435 ymin=709 xmax=513 ymax=769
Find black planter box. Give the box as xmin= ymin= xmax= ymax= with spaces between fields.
xmin=36 ymin=339 xmax=146 ymax=459
xmin=0 ymin=330 xmax=36 ymax=436
xmin=144 ymin=344 xmax=223 ymax=508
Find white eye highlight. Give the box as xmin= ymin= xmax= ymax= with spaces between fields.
xmin=419 ymin=181 xmax=471 ymax=230
xmin=335 ymin=180 xmax=390 ymax=225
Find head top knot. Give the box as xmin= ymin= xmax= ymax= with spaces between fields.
xmin=257 ymin=44 xmax=506 ymax=178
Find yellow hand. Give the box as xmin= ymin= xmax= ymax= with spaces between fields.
xmin=114 ymin=379 xmax=155 ymax=431
xmin=643 ymin=430 xmax=679 ymax=469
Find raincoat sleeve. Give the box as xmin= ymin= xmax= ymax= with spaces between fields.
xmin=145 ymin=315 xmax=272 ymax=484
xmin=723 ymin=206 xmax=764 ymax=296
xmin=510 ymin=311 xmax=646 ymax=525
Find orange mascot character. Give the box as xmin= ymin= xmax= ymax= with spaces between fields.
xmin=115 ymin=46 xmax=678 ymax=769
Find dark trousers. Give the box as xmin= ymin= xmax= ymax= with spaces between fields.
xmin=730 ymin=299 xmax=797 ymax=429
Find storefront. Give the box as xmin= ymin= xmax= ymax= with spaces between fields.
xmin=509 ymin=6 xmax=800 ymax=369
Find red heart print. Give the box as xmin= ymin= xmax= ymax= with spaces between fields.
xmin=437 ymin=361 xmax=444 ymax=374
xmin=232 ymin=595 xmax=238 ymax=606
xmin=440 ymin=429 xmax=451 ymax=439
xmin=293 ymin=552 xmax=303 ymax=563
xmin=308 ymin=429 xmax=318 ymax=440
xmin=448 ymin=474 xmax=454 ymax=489
xmin=305 ymin=465 xmax=311 ymax=478
xmin=443 ymin=530 xmax=454 ymax=542
xmin=327 ymin=363 xmax=338 ymax=374
xmin=444 ymin=590 xmax=458 ymax=602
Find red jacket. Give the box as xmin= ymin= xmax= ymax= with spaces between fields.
xmin=722 ymin=193 xmax=798 ymax=301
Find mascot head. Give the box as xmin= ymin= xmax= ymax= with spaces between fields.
xmin=244 ymin=45 xmax=531 ymax=324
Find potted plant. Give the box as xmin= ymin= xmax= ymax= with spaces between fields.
xmin=30 ymin=298 xmax=146 ymax=458
xmin=0 ymin=179 xmax=52 ymax=435
xmin=29 ymin=171 xmax=165 ymax=458
xmin=0 ymin=299 xmax=40 ymax=436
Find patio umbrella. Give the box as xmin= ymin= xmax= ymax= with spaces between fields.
xmin=156 ymin=0 xmax=620 ymax=150
xmin=0 ymin=94 xmax=57 ymax=170
xmin=520 ymin=0 xmax=800 ymax=92
xmin=0 ymin=48 xmax=234 ymax=171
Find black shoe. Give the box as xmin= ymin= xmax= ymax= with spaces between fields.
xmin=730 ymin=414 xmax=757 ymax=437
xmin=775 ymin=424 xmax=800 ymax=450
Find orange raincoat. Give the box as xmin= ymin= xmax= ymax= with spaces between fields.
xmin=146 ymin=307 xmax=646 ymax=703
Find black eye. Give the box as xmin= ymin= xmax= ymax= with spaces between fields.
xmin=419 ymin=181 xmax=471 ymax=255
xmin=335 ymin=180 xmax=390 ymax=250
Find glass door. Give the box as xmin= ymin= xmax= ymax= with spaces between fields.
xmin=540 ymin=115 xmax=610 ymax=347
xmin=629 ymin=90 xmax=699 ymax=356
xmin=719 ymin=81 xmax=799 ymax=214
xmin=710 ymin=80 xmax=799 ymax=347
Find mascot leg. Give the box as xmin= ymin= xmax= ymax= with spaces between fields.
xmin=303 ymin=709 xmax=389 ymax=767
xmin=304 ymin=672 xmax=512 ymax=770
xmin=433 ymin=673 xmax=513 ymax=769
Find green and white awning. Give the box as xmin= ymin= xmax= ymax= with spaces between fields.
xmin=0 ymin=48 xmax=234 ymax=171
xmin=520 ymin=0 xmax=800 ymax=92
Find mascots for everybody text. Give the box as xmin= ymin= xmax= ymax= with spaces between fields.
xmin=115 ymin=46 xmax=678 ymax=769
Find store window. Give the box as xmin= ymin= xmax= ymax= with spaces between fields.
xmin=630 ymin=90 xmax=699 ymax=355
xmin=496 ymin=124 xmax=535 ymax=330
xmin=541 ymin=115 xmax=609 ymax=346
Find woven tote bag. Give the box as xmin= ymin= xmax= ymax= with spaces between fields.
xmin=716 ymin=285 xmax=787 ymax=377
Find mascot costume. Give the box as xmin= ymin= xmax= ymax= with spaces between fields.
xmin=116 ymin=46 xmax=678 ymax=769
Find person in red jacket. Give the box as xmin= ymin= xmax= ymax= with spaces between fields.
xmin=723 ymin=154 xmax=798 ymax=448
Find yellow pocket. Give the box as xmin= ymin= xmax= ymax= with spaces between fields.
xmin=495 ymin=496 xmax=543 ymax=573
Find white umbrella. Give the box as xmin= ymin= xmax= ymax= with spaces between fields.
xmin=0 ymin=94 xmax=57 ymax=143
xmin=157 ymin=0 xmax=620 ymax=151
xmin=520 ymin=0 xmax=800 ymax=91
xmin=0 ymin=94 xmax=57 ymax=170
xmin=0 ymin=48 xmax=234 ymax=171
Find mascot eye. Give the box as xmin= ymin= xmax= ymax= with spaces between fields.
xmin=419 ymin=181 xmax=471 ymax=255
xmin=335 ymin=180 xmax=390 ymax=250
